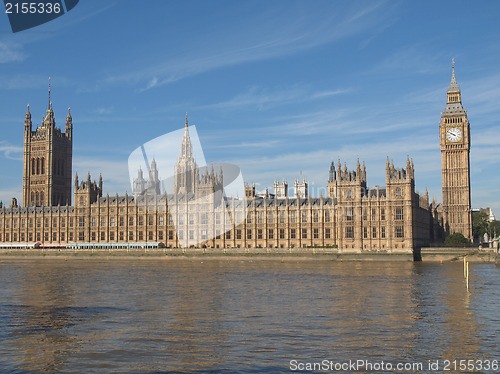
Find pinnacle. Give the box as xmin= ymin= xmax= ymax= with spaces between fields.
xmin=448 ymin=59 xmax=460 ymax=93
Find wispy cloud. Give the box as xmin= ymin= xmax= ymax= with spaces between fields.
xmin=0 ymin=40 xmax=27 ymax=63
xmin=311 ymin=89 xmax=351 ymax=99
xmin=206 ymin=139 xmax=281 ymax=150
xmin=93 ymin=106 xmax=115 ymax=115
xmin=0 ymin=74 xmax=71 ymax=91
xmin=0 ymin=185 xmax=22 ymax=204
xmin=0 ymin=141 xmax=23 ymax=160
xmin=371 ymin=42 xmax=449 ymax=75
xmin=73 ymin=157 xmax=130 ymax=194
xmin=195 ymin=85 xmax=352 ymax=112
xmin=94 ymin=2 xmax=395 ymax=92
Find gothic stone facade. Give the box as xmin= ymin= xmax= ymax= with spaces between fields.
xmin=0 ymin=65 xmax=471 ymax=250
xmin=439 ymin=61 xmax=472 ymax=239
xmin=22 ymin=103 xmax=73 ymax=208
xmin=0 ymin=160 xmax=434 ymax=252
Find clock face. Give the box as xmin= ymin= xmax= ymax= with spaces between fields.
xmin=446 ymin=127 xmax=462 ymax=142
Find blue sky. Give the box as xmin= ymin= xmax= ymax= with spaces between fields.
xmin=0 ymin=1 xmax=499 ymax=212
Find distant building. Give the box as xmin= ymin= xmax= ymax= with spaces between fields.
xmin=294 ymin=178 xmax=308 ymax=199
xmin=475 ymin=207 xmax=496 ymax=223
xmin=133 ymin=159 xmax=161 ymax=198
xmin=273 ymin=178 xmax=288 ymax=198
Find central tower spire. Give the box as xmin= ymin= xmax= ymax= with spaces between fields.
xmin=174 ymin=113 xmax=198 ymax=194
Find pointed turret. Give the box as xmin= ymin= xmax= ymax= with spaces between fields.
xmin=99 ymin=173 xmax=103 ymax=195
xmin=65 ymin=107 xmax=73 ymax=139
xmin=445 ymin=59 xmax=464 ymax=110
xmin=328 ymin=161 xmax=336 ymax=182
xmin=43 ymin=103 xmax=55 ymax=128
xmin=74 ymin=172 xmax=79 ymax=189
xmin=150 ymin=157 xmax=157 ymax=172
xmin=174 ymin=113 xmax=199 ymax=194
xmin=25 ymin=104 xmax=31 ymax=124
xmin=179 ymin=113 xmax=193 ymax=160
xmin=24 ymin=104 xmax=32 ymax=132
xmin=447 ymin=58 xmax=460 ymax=94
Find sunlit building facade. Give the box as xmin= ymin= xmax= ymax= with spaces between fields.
xmin=0 ymin=66 xmax=473 ymax=251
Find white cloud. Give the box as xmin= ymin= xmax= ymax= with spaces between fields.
xmin=73 ymin=157 xmax=130 ymax=195
xmin=0 ymin=141 xmax=23 ymax=160
xmin=0 ymin=185 xmax=22 ymax=205
xmin=95 ymin=2 xmax=395 ymax=92
xmin=0 ymin=41 xmax=27 ymax=63
xmin=93 ymin=106 xmax=115 ymax=115
xmin=199 ymin=86 xmax=352 ymax=112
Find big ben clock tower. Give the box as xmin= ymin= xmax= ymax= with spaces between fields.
xmin=439 ymin=60 xmax=472 ymax=240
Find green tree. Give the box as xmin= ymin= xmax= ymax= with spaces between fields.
xmin=472 ymin=211 xmax=489 ymax=240
xmin=489 ymin=220 xmax=500 ymax=238
xmin=444 ymin=232 xmax=469 ymax=246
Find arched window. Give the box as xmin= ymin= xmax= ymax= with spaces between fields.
xmin=31 ymin=192 xmax=34 ymax=203
xmin=35 ymin=191 xmax=39 ymax=205
xmin=41 ymin=158 xmax=45 ymax=174
xmin=32 ymin=158 xmax=35 ymax=175
xmin=40 ymin=191 xmax=44 ymax=204
xmin=345 ymin=189 xmax=352 ymax=199
xmin=395 ymin=187 xmax=402 ymax=198
xmin=36 ymin=158 xmax=40 ymax=175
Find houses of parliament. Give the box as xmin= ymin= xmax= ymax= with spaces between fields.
xmin=0 ymin=64 xmax=472 ymax=252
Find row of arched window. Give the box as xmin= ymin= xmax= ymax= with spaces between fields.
xmin=30 ymin=158 xmax=65 ymax=176
xmin=29 ymin=191 xmax=66 ymax=206
xmin=30 ymin=191 xmax=45 ymax=205
xmin=444 ymin=117 xmax=463 ymax=124
xmin=31 ymin=158 xmax=45 ymax=175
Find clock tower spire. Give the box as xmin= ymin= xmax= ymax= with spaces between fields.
xmin=439 ymin=60 xmax=472 ymax=240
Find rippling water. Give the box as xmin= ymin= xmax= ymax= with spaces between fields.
xmin=0 ymin=259 xmax=499 ymax=373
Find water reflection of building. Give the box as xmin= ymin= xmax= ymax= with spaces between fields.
xmin=8 ymin=263 xmax=74 ymax=372
xmin=440 ymin=264 xmax=481 ymax=360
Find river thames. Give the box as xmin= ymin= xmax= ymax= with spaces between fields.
xmin=0 ymin=259 xmax=498 ymax=373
